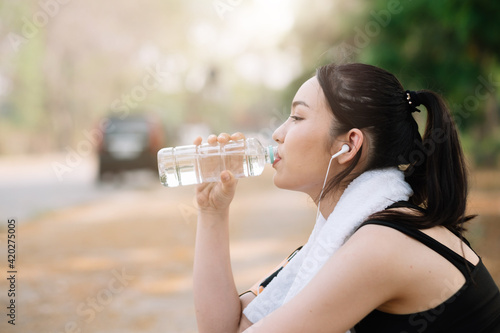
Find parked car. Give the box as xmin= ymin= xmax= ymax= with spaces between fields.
xmin=97 ymin=114 xmax=164 ymax=181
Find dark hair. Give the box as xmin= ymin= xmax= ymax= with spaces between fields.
xmin=316 ymin=63 xmax=474 ymax=233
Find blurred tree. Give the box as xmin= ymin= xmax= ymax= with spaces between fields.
xmin=359 ymin=0 xmax=500 ymax=165
xmin=5 ymin=0 xmax=498 ymax=164
xmin=277 ymin=0 xmax=367 ymax=114
xmin=0 ymin=1 xmax=49 ymax=153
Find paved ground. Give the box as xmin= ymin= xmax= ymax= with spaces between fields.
xmin=0 ymin=155 xmax=499 ymax=333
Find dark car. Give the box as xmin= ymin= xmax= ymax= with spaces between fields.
xmin=97 ymin=114 xmax=164 ymax=181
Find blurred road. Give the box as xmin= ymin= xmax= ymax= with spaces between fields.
xmin=0 ymin=154 xmax=317 ymax=333
xmin=0 ymin=154 xmax=158 ymax=222
xmin=0 ymin=154 xmax=498 ymax=333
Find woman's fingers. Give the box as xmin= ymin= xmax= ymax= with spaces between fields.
xmin=207 ymin=134 xmax=218 ymax=145
xmin=230 ymin=132 xmax=245 ymax=141
xmin=196 ymin=132 xmax=245 ymax=146
xmin=193 ymin=136 xmax=203 ymax=145
xmin=217 ymin=133 xmax=230 ymax=144
xmin=220 ymin=170 xmax=237 ymax=194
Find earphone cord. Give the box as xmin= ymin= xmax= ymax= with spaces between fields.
xmin=316 ymin=154 xmax=336 ymax=222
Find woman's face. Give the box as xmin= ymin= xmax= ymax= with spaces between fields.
xmin=272 ymin=76 xmax=338 ymax=197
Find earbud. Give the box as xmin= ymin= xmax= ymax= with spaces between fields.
xmin=331 ymin=144 xmax=350 ymax=160
xmin=317 ymin=143 xmax=351 ymax=221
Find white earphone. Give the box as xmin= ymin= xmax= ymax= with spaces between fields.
xmin=316 ymin=144 xmax=351 ymax=220
xmin=331 ymin=144 xmax=350 ymax=159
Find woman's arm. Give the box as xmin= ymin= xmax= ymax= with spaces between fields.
xmin=243 ymin=225 xmax=407 ymax=333
xmin=192 ymin=133 xmax=250 ymax=333
xmin=194 ymin=207 xmax=242 ymax=332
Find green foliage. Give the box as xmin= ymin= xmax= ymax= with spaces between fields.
xmin=351 ymin=0 xmax=500 ymax=166
xmin=10 ymin=37 xmax=46 ymax=129
xmin=360 ymin=0 xmax=500 ymax=131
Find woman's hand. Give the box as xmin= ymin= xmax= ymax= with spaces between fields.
xmin=194 ymin=132 xmax=245 ymax=215
xmin=193 ymin=132 xmax=247 ymax=333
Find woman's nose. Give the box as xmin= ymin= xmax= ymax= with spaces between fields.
xmin=272 ymin=123 xmax=285 ymax=144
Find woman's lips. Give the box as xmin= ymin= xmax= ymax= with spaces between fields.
xmin=273 ymin=151 xmax=281 ymax=168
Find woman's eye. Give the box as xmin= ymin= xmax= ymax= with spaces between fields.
xmin=289 ymin=116 xmax=303 ymax=122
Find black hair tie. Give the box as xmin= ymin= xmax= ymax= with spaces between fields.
xmin=405 ymin=90 xmax=422 ymax=113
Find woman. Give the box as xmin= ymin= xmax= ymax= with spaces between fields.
xmin=192 ymin=63 xmax=500 ymax=332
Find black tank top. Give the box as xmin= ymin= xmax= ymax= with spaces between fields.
xmin=354 ymin=219 xmax=500 ymax=333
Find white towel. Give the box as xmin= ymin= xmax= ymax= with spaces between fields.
xmin=243 ymin=167 xmax=413 ymax=328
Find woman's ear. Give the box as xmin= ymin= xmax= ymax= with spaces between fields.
xmin=334 ymin=128 xmax=364 ymax=164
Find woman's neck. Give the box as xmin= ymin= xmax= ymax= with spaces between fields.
xmin=316 ymin=188 xmax=344 ymax=219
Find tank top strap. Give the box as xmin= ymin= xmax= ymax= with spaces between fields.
xmin=360 ymin=219 xmax=475 ymax=278
xmin=386 ymin=200 xmax=426 ymax=211
xmin=385 ymin=201 xmax=473 ymax=247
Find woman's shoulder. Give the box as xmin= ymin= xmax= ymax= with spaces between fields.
xmin=342 ymin=222 xmax=452 ymax=290
xmin=339 ymin=223 xmax=420 ymax=280
xmin=346 ymin=220 xmax=480 ymax=314
xmin=349 ymin=221 xmax=415 ymax=252
xmin=348 ymin=221 xmax=464 ymax=270
xmin=353 ymin=219 xmax=480 ymax=266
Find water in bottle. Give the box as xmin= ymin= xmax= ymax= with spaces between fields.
xmin=157 ymin=138 xmax=277 ymax=187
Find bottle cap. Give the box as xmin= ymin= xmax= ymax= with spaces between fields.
xmin=267 ymin=145 xmax=276 ymax=164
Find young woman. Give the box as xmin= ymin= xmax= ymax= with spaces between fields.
xmin=192 ymin=63 xmax=500 ymax=332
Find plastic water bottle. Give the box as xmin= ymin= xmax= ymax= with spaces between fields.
xmin=157 ymin=138 xmax=277 ymax=187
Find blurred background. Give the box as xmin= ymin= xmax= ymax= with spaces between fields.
xmin=0 ymin=0 xmax=499 ymax=332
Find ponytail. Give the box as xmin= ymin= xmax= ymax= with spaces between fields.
xmin=371 ymin=90 xmax=475 ymax=232
xmin=404 ymin=90 xmax=474 ymax=232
